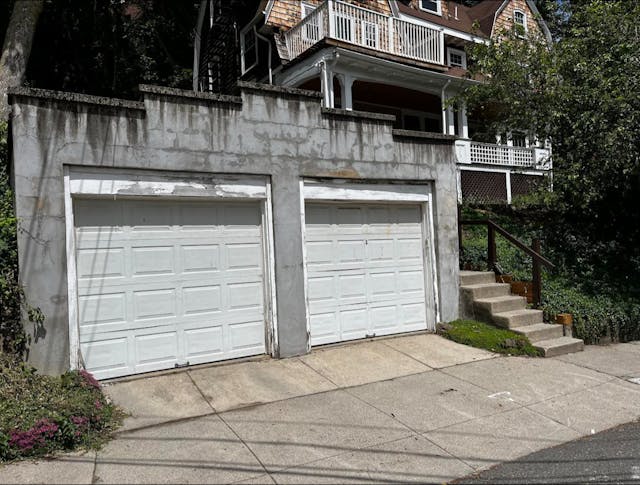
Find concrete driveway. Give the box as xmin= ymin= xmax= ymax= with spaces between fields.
xmin=3 ymin=335 xmax=640 ymax=484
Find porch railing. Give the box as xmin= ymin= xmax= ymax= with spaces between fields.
xmin=458 ymin=216 xmax=555 ymax=308
xmin=284 ymin=0 xmax=444 ymax=65
xmin=455 ymin=140 xmax=552 ymax=169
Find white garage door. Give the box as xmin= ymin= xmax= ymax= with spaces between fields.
xmin=74 ymin=198 xmax=266 ymax=379
xmin=305 ymin=203 xmax=430 ymax=346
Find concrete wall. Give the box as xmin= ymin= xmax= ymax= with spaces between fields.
xmin=9 ymin=81 xmax=460 ymax=375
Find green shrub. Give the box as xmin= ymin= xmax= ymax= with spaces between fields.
xmin=541 ymin=276 xmax=640 ymax=344
xmin=443 ymin=319 xmax=541 ymax=357
xmin=0 ymin=355 xmax=123 ymax=462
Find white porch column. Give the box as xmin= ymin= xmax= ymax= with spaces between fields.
xmin=336 ymin=73 xmax=354 ymax=110
xmin=458 ymin=103 xmax=469 ymax=138
xmin=320 ymin=60 xmax=335 ymax=108
xmin=446 ymin=103 xmax=455 ymax=135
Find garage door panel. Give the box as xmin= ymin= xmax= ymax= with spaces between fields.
xmin=367 ymin=239 xmax=394 ymax=261
xmin=338 ymin=274 xmax=367 ymax=299
xmin=133 ymin=289 xmax=177 ymax=321
xmin=228 ymin=321 xmax=266 ymax=351
xmin=75 ymin=199 xmax=125 ymax=229
xmin=370 ymin=272 xmax=396 ymax=296
xmin=182 ymin=244 xmax=221 ymax=273
xmin=80 ymin=338 xmax=128 ymax=379
xmin=79 ymin=292 xmax=127 ymax=327
xmin=184 ymin=327 xmax=224 ymax=360
xmin=75 ymin=198 xmax=267 ymax=379
xmin=227 ymin=243 xmax=263 ymax=270
xmin=134 ymin=331 xmax=178 ymax=366
xmin=132 ymin=246 xmax=175 ymax=276
xmin=182 ymin=285 xmax=222 ymax=315
xmin=308 ymin=276 xmax=335 ymax=302
xmin=370 ymin=305 xmax=399 ymax=330
xmin=76 ymin=248 xmax=126 ymax=280
xmin=309 ymin=312 xmax=339 ymax=344
xmin=339 ymin=307 xmax=368 ymax=339
xmin=306 ymin=202 xmax=430 ymax=346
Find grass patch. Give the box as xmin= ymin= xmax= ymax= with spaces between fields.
xmin=442 ymin=319 xmax=542 ymax=357
xmin=0 ymin=355 xmax=124 ymax=462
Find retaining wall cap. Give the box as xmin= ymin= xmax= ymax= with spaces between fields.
xmin=8 ymin=87 xmax=145 ymax=110
xmin=237 ymin=81 xmax=323 ymax=99
xmin=138 ymin=84 xmax=242 ymax=104
xmin=392 ymin=129 xmax=457 ymax=143
xmin=321 ymin=107 xmax=397 ymax=123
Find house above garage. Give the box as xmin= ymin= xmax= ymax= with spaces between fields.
xmin=194 ymin=0 xmax=553 ymax=204
xmin=9 ymin=82 xmax=460 ymax=379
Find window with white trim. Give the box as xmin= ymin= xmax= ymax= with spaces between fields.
xmin=240 ymin=25 xmax=258 ymax=75
xmin=301 ymin=2 xmax=316 ymax=18
xmin=447 ymin=47 xmax=466 ymax=69
xmin=513 ymin=9 xmax=527 ymax=36
xmin=420 ymin=0 xmax=441 ymax=15
xmin=361 ymin=21 xmax=379 ymax=49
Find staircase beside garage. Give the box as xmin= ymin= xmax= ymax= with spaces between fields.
xmin=459 ymin=271 xmax=584 ymax=357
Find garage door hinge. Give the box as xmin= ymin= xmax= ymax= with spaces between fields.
xmin=366 ymin=333 xmax=376 ymax=338
xmin=174 ymin=362 xmax=190 ymax=368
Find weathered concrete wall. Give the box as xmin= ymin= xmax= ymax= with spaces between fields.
xmin=9 ymin=81 xmax=460 ymax=375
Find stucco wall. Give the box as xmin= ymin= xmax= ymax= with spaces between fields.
xmin=9 ymin=82 xmax=459 ymax=375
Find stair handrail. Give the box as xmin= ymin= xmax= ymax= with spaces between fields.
xmin=458 ymin=217 xmax=555 ymax=308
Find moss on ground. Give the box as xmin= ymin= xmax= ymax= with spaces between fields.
xmin=442 ymin=319 xmax=542 ymax=357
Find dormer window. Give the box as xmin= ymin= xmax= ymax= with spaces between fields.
xmin=420 ymin=0 xmax=442 ymax=15
xmin=301 ymin=2 xmax=316 ymax=18
xmin=447 ymin=48 xmax=467 ymax=69
xmin=513 ymin=9 xmax=527 ymax=36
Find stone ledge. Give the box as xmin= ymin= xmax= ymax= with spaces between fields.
xmin=8 ymin=87 xmax=145 ymax=110
xmin=392 ymin=129 xmax=457 ymax=143
xmin=138 ymin=84 xmax=242 ymax=105
xmin=238 ymin=81 xmax=323 ymax=99
xmin=321 ymin=108 xmax=396 ymax=123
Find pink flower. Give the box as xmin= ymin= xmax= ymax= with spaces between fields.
xmin=94 ymin=399 xmax=103 ymax=410
xmin=79 ymin=370 xmax=101 ymax=389
xmin=9 ymin=419 xmax=59 ymax=451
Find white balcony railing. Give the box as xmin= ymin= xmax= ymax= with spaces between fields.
xmin=284 ymin=0 xmax=444 ymax=65
xmin=455 ymin=140 xmax=551 ymax=169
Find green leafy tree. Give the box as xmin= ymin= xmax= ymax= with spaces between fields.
xmin=459 ymin=0 xmax=640 ymax=292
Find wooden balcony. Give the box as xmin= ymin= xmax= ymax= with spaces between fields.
xmin=284 ymin=0 xmax=444 ymax=66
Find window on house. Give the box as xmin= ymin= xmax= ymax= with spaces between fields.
xmin=447 ymin=48 xmax=466 ymax=69
xmin=361 ymin=21 xmax=379 ymax=49
xmin=301 ymin=2 xmax=316 ymax=18
xmin=420 ymin=0 xmax=441 ymax=15
xmin=240 ymin=25 xmax=258 ymax=74
xmin=513 ymin=9 xmax=527 ymax=36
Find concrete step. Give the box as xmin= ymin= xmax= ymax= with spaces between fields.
xmin=460 ymin=271 xmax=495 ymax=286
xmin=492 ymin=309 xmax=544 ymax=329
xmin=512 ymin=323 xmax=564 ymax=343
xmin=460 ymin=283 xmax=511 ymax=300
xmin=535 ymin=337 xmax=584 ymax=357
xmin=474 ymin=295 xmax=528 ymax=315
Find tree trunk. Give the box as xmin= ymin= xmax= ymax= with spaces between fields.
xmin=0 ymin=0 xmax=44 ymax=121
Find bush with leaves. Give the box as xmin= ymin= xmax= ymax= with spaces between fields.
xmin=458 ymin=0 xmax=640 ymax=296
xmin=0 ymin=355 xmax=123 ymax=462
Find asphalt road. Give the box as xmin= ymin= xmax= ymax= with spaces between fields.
xmin=456 ymin=420 xmax=640 ymax=484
